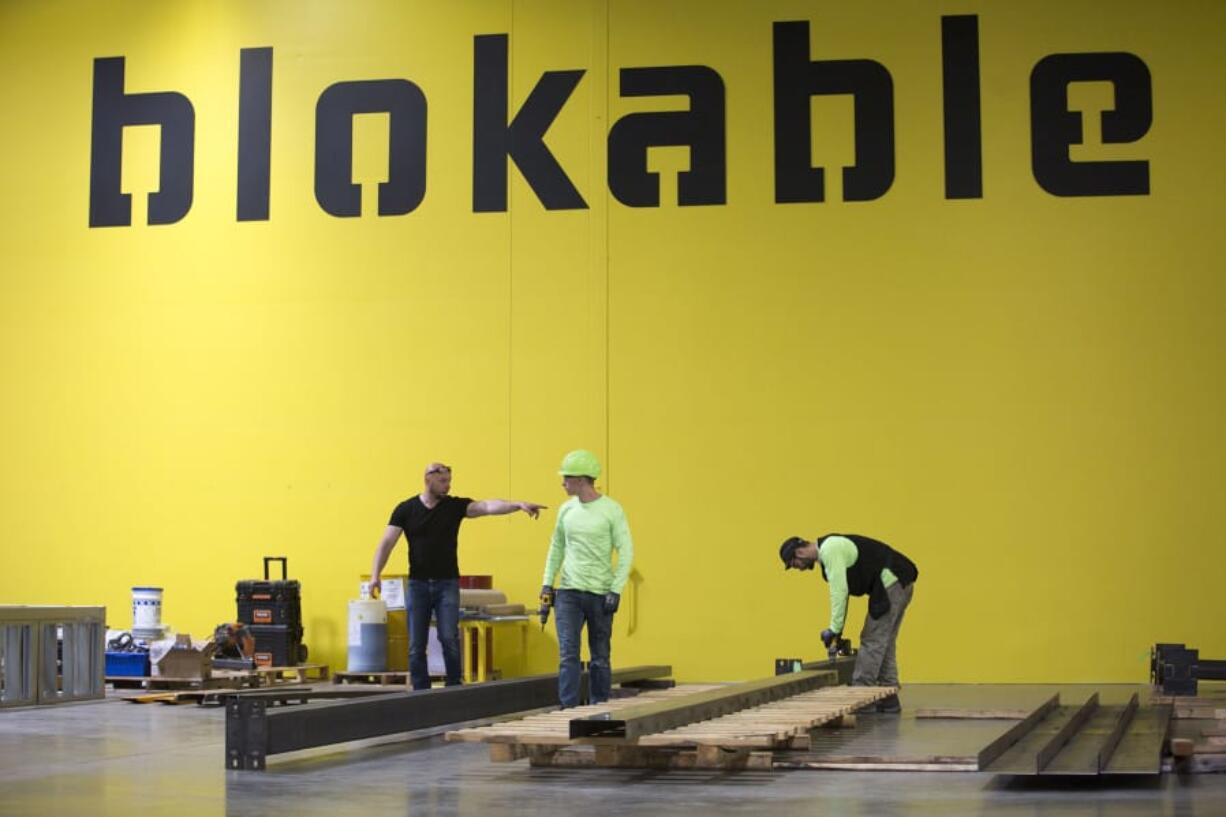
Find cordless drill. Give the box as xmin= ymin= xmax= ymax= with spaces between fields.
xmin=538 ymin=587 xmax=554 ymax=631
xmin=821 ymin=628 xmax=852 ymax=663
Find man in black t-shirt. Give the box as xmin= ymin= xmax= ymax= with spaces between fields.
xmin=370 ymin=462 xmax=545 ymax=689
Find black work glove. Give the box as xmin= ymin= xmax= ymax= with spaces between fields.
xmin=540 ymin=585 xmax=554 ymax=606
xmin=820 ymin=628 xmax=840 ymax=650
xmin=603 ymin=592 xmax=620 ymax=614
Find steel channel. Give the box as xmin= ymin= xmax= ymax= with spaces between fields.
xmin=1036 ymin=692 xmax=1099 ymax=773
xmin=1102 ymin=703 xmax=1171 ymax=775
xmin=1199 ymin=659 xmax=1226 ymax=681
xmin=569 ymin=669 xmax=838 ymax=741
xmin=793 ymin=654 xmax=857 ymax=685
xmin=976 ymin=694 xmax=1059 ymax=770
xmin=226 ymin=664 xmax=671 ymax=770
xmin=1096 ymin=692 xmax=1139 ymax=772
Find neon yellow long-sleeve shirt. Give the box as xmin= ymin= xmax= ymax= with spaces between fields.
xmin=541 ymin=495 xmax=633 ymax=594
xmin=818 ymin=535 xmax=897 ymax=634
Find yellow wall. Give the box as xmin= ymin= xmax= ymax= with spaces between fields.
xmin=1 ymin=0 xmax=1223 ymax=683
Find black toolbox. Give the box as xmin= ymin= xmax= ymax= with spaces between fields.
xmin=237 ymin=557 xmax=306 ymax=666
xmin=248 ymin=623 xmax=307 ymax=668
xmin=236 ymin=557 xmax=302 ymax=627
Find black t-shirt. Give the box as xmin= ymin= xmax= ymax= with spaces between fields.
xmin=388 ymin=495 xmax=473 ymax=579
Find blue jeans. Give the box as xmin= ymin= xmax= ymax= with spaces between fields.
xmin=407 ymin=578 xmax=460 ymax=690
xmin=555 ymin=589 xmax=613 ymax=707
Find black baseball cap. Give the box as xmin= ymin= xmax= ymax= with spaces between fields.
xmin=779 ymin=536 xmax=806 ymax=569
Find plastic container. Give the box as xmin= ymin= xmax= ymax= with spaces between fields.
xmin=347 ymin=594 xmax=388 ymax=672
xmin=131 ymin=587 xmax=164 ymax=631
xmin=105 ymin=651 xmax=150 ymax=677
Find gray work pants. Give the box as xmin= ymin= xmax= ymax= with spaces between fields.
xmin=852 ymin=581 xmax=914 ymax=687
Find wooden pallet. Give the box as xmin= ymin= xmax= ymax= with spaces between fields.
xmin=109 ymin=671 xmax=261 ymax=691
xmin=332 ymin=670 xmax=410 ymax=686
xmin=1149 ymin=695 xmax=1226 ymax=720
xmin=446 ymin=684 xmax=894 ymax=769
xmin=256 ymin=662 xmax=329 ymax=685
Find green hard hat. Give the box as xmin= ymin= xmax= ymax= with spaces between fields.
xmin=558 ymin=449 xmax=601 ymax=479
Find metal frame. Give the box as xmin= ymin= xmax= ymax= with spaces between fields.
xmin=1035 ymin=693 xmax=1099 ymax=772
xmin=569 ymin=668 xmax=838 ymax=740
xmin=976 ymin=693 xmax=1058 ymax=769
xmin=1 ymin=606 xmax=105 ymax=708
xmin=983 ymin=693 xmax=1166 ymax=777
xmin=225 ymin=664 xmax=670 ymax=769
xmin=1152 ymin=642 xmax=1226 ymax=695
xmin=1102 ymin=701 xmax=1171 ymax=775
xmin=1097 ymin=692 xmax=1139 ymax=772
xmin=774 ymin=654 xmax=857 ymax=685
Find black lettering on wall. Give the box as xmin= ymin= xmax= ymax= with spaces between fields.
xmin=89 ymin=57 xmax=195 ymax=227
xmin=314 ymin=79 xmax=427 ymax=217
xmin=941 ymin=15 xmax=982 ymax=199
xmin=772 ymin=21 xmax=894 ymax=203
xmin=237 ymin=47 xmax=273 ymax=221
xmin=1031 ymin=52 xmax=1151 ymax=196
xmin=607 ymin=66 xmax=726 ymax=207
xmin=472 ymin=34 xmax=587 ymax=212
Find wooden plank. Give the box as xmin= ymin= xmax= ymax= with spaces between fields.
xmin=488 ymin=743 xmax=527 ymax=762
xmin=916 ymin=708 xmax=1029 ymax=720
xmin=773 ymin=751 xmax=977 ymax=771
xmin=1178 ymin=755 xmax=1226 ymax=773
xmin=775 ymin=761 xmax=979 ymax=772
xmin=635 ymin=686 xmax=889 ymax=747
xmin=1172 ymin=705 xmax=1226 ymax=719
xmin=1170 ymin=738 xmax=1195 ymax=757
xmin=570 ymin=670 xmax=839 ymax=740
xmin=976 ymin=693 xmax=1059 ymax=770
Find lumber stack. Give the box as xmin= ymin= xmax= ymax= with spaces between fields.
xmin=445 ymin=683 xmax=894 ymax=769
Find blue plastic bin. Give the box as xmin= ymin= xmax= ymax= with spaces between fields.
xmin=105 ymin=651 xmax=150 ymax=677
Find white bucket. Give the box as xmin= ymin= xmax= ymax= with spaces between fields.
xmin=132 ymin=586 xmax=164 ymax=631
xmin=347 ymin=596 xmax=388 ymax=672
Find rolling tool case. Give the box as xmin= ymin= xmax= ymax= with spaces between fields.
xmin=236 ymin=557 xmax=306 ymax=666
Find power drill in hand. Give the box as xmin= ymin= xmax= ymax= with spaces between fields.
xmin=821 ymin=628 xmax=852 ymax=662
xmin=538 ymin=586 xmax=554 ymax=631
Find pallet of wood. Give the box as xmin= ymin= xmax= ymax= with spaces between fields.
xmin=108 ymin=671 xmax=261 ymax=692
xmin=255 ymin=662 xmax=329 ymax=685
xmin=1150 ymin=694 xmax=1226 ymax=720
xmin=446 ymin=684 xmax=895 ymax=770
xmin=332 ymin=670 xmax=410 ymax=686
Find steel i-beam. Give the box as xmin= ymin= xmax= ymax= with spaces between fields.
xmin=226 ymin=664 xmax=671 ymax=770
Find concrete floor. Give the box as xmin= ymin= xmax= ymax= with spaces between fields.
xmin=2 ymin=684 xmax=1224 ymax=817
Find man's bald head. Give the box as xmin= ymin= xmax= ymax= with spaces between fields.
xmin=423 ymin=462 xmax=453 ymax=497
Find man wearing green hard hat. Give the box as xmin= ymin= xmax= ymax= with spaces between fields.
xmin=540 ymin=449 xmax=634 ymax=707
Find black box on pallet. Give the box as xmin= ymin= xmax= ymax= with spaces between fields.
xmin=249 ymin=623 xmax=306 ymax=668
xmin=236 ymin=557 xmax=302 ymax=627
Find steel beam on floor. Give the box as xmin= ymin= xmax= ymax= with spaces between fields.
xmin=1041 ymin=700 xmax=1131 ymax=776
xmin=1036 ymin=692 xmax=1099 ymax=772
xmin=975 ymin=694 xmax=1058 ymax=770
xmin=1102 ymin=702 xmax=1172 ymax=775
xmin=1097 ymin=692 xmax=1139 ymax=772
xmin=986 ymin=693 xmax=1100 ymax=775
xmin=568 ymin=668 xmax=839 ymax=741
xmin=226 ymin=665 xmax=671 ymax=770
xmin=775 ymin=654 xmax=857 ymax=685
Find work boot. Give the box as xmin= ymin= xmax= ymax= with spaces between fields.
xmin=876 ymin=694 xmax=901 ymax=713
